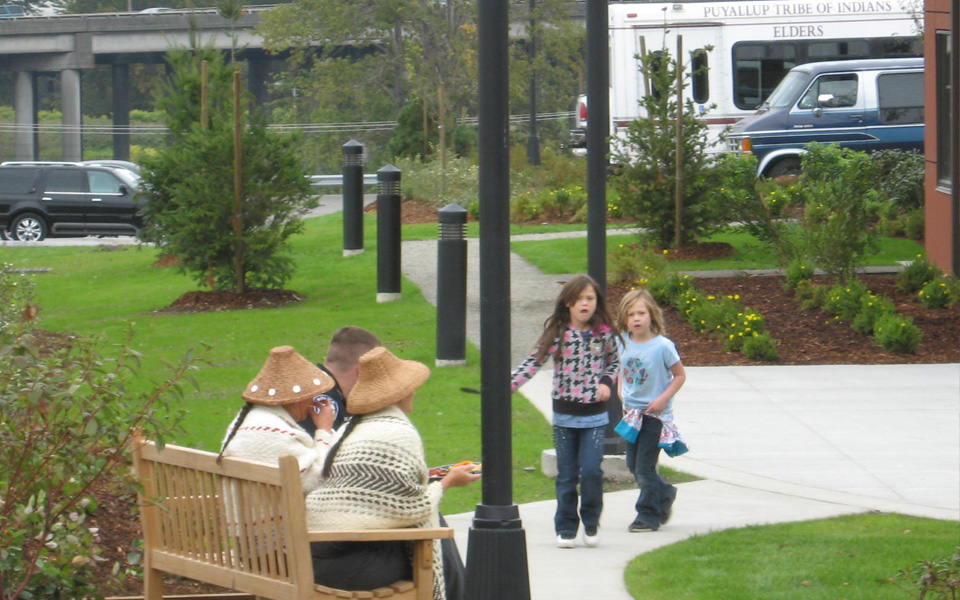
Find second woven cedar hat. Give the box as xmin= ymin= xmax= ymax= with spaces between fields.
xmin=348 ymin=347 xmax=431 ymax=415
xmin=243 ymin=345 xmax=335 ymax=405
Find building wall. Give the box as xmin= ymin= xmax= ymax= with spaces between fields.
xmin=924 ymin=0 xmax=958 ymax=275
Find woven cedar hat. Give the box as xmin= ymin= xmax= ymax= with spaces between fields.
xmin=243 ymin=345 xmax=335 ymax=405
xmin=348 ymin=347 xmax=431 ymax=415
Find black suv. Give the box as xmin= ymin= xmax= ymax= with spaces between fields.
xmin=0 ymin=161 xmax=144 ymax=242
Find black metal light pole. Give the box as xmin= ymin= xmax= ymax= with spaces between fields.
xmin=464 ymin=0 xmax=531 ymax=595
xmin=586 ymin=0 xmax=608 ymax=293
xmin=586 ymin=0 xmax=623 ymax=455
xmin=526 ymin=0 xmax=540 ymax=166
xmin=376 ymin=164 xmax=402 ymax=303
xmin=341 ymin=140 xmax=365 ymax=257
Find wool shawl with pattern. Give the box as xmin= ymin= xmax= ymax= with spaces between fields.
xmin=305 ymin=404 xmax=446 ymax=600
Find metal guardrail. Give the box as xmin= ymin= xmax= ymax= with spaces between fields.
xmin=309 ymin=173 xmax=379 ymax=188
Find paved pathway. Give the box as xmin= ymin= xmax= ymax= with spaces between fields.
xmin=400 ymin=234 xmax=960 ymax=600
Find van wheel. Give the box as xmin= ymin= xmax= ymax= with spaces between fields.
xmin=766 ymin=157 xmax=801 ymax=178
xmin=11 ymin=213 xmax=47 ymax=242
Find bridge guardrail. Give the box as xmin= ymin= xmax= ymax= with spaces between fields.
xmin=309 ymin=174 xmax=379 ymax=189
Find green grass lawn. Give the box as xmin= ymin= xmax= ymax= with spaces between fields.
xmin=0 ymin=212 xmax=557 ymax=515
xmin=512 ymin=229 xmax=925 ymax=274
xmin=626 ymin=513 xmax=959 ymax=600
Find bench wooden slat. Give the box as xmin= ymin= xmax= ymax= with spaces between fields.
xmin=130 ymin=435 xmax=449 ymax=600
xmin=306 ymin=528 xmax=453 ymax=543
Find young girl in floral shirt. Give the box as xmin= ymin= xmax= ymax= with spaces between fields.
xmin=511 ymin=274 xmax=619 ymax=549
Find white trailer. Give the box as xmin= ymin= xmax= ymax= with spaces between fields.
xmin=574 ymin=0 xmax=922 ymax=153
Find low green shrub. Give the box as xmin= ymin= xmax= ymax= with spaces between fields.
xmin=822 ymin=279 xmax=870 ymax=322
xmin=722 ymin=309 xmax=767 ymax=352
xmin=783 ymin=259 xmax=814 ymax=291
xmin=510 ymin=191 xmax=541 ymax=223
xmin=903 ymin=208 xmax=925 ymax=240
xmin=887 ymin=547 xmax=960 ymax=600
xmin=851 ymin=292 xmax=896 ymax=334
xmin=873 ymin=312 xmax=924 ymax=353
xmin=394 ymin=155 xmax=481 ymax=210
xmin=742 ymin=332 xmax=780 ymax=361
xmin=646 ymin=273 xmax=695 ymax=308
xmin=793 ymin=279 xmax=826 ymax=310
xmin=608 ymin=243 xmax=668 ymax=287
xmin=607 ymin=189 xmax=624 ymax=219
xmin=539 ymin=186 xmax=587 ymax=221
xmin=871 ymin=148 xmax=925 ymax=212
xmin=917 ymin=277 xmax=959 ymax=309
xmin=898 ymin=255 xmax=941 ymax=292
xmin=0 ymin=270 xmax=208 ymax=600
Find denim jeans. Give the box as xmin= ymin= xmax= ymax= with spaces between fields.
xmin=553 ymin=424 xmax=605 ymax=537
xmin=625 ymin=415 xmax=676 ymax=527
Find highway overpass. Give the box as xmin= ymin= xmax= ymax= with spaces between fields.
xmin=0 ymin=3 xmax=585 ymax=161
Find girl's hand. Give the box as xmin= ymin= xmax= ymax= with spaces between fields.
xmin=596 ymin=383 xmax=611 ymax=402
xmin=644 ymin=397 xmax=667 ymax=415
xmin=310 ymin=398 xmax=335 ymax=433
xmin=441 ymin=464 xmax=482 ymax=490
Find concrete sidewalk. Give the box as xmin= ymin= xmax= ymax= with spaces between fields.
xmin=400 ymin=236 xmax=960 ymax=600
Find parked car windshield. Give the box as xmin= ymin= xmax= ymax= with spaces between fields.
xmin=764 ymin=71 xmax=812 ymax=109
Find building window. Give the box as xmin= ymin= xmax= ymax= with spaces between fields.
xmin=937 ymin=31 xmax=952 ymax=185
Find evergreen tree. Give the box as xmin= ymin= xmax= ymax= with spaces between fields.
xmin=609 ymin=47 xmax=727 ymax=248
xmin=138 ymin=47 xmax=315 ymax=292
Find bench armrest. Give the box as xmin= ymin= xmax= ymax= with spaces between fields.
xmin=307 ymin=527 xmax=454 ymax=542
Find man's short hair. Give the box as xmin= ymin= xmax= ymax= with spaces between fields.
xmin=325 ymin=326 xmax=381 ymax=370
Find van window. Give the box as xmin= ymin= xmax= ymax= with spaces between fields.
xmin=878 ymin=72 xmax=924 ymax=124
xmin=0 ymin=168 xmax=39 ymax=193
xmin=691 ymin=48 xmax=709 ymax=104
xmin=732 ymin=42 xmax=797 ymax=110
xmin=44 ymin=170 xmax=86 ymax=193
xmin=799 ymin=74 xmax=858 ymax=109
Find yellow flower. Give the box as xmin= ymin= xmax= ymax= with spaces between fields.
xmin=662 ymin=249 xmax=669 ymax=255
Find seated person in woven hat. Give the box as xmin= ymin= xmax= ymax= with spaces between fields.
xmin=218 ymin=345 xmax=339 ymax=495
xmin=306 ymin=347 xmax=480 ymax=600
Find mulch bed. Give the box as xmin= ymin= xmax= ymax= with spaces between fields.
xmin=608 ymin=273 xmax=960 ymax=366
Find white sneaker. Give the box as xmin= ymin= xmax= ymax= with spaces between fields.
xmin=583 ymin=527 xmax=600 ymax=548
xmin=556 ymin=535 xmax=575 ymax=549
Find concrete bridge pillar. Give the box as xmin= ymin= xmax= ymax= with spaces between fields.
xmin=14 ymin=71 xmax=37 ymax=161
xmin=112 ymin=63 xmax=130 ymax=161
xmin=248 ymin=57 xmax=269 ymax=108
xmin=61 ymin=68 xmax=82 ymax=161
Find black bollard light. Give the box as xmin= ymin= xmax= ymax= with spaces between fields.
xmin=376 ymin=165 xmax=402 ymax=303
xmin=341 ymin=140 xmax=364 ymax=257
xmin=436 ymin=203 xmax=468 ymax=366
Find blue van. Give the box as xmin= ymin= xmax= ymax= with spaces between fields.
xmin=725 ymin=57 xmax=924 ymax=177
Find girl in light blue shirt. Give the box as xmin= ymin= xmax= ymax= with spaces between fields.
xmin=616 ymin=288 xmax=686 ymax=533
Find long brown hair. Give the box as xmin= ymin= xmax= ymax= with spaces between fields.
xmin=532 ymin=274 xmax=615 ymax=363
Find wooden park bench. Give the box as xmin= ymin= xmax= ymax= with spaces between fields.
xmin=129 ymin=435 xmax=452 ymax=600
